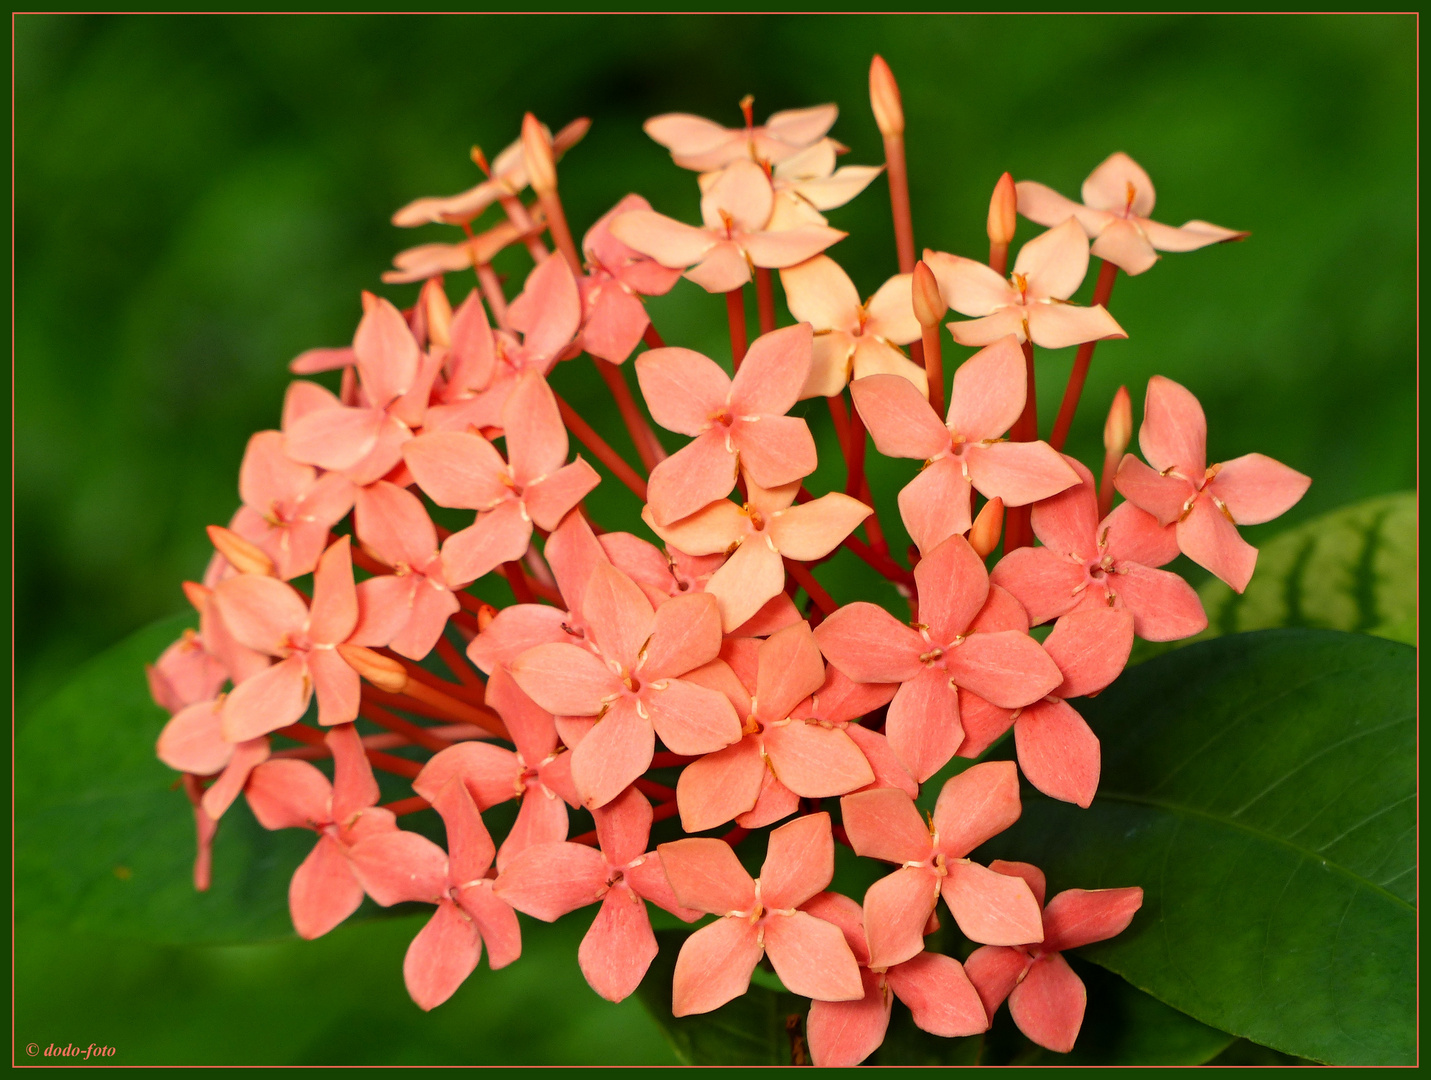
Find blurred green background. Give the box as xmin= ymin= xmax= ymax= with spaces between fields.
xmin=15 ymin=12 xmax=1415 ymax=1065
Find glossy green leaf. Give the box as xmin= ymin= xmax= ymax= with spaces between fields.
xmin=16 ymin=613 xmax=305 ymax=943
xmin=978 ymin=958 xmax=1235 ymax=1065
xmin=985 ymin=629 xmax=1415 ymax=1065
xmin=1134 ymin=491 xmax=1414 ymax=665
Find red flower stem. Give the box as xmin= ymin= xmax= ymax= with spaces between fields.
xmin=274 ymin=722 xmax=424 ymax=779
xmin=593 ymin=356 xmax=665 ymax=470
xmin=1004 ymin=339 xmax=1040 ymax=551
xmin=642 ymin=322 xmax=666 ymax=349
xmin=844 ymin=404 xmax=868 ymax=500
xmin=379 ymin=648 xmax=488 ymax=707
xmin=650 ymin=752 xmax=696 ymax=769
xmin=633 ymin=778 xmax=677 ymax=801
xmin=989 ymin=241 xmax=1009 ymax=278
xmin=825 ymin=395 xmax=851 ymax=458
xmin=498 ymin=193 xmax=549 ymax=262
xmin=434 ymin=634 xmax=482 ymax=688
xmin=359 ymin=687 xmax=462 ymax=725
xmin=503 ymin=560 xmax=535 ymax=604
xmin=833 ymin=822 xmax=854 ymax=850
xmin=398 ymin=679 xmax=507 ymax=739
xmin=754 ymin=266 xmax=777 ymax=334
xmin=382 ymin=795 xmax=431 ymax=817
xmin=1049 ymin=259 xmax=1119 ymax=452
xmin=725 ymin=287 xmax=749 ymax=368
xmin=552 ymin=390 xmax=648 ymax=501
xmin=883 ymin=131 xmax=916 ymax=274
xmin=719 ymin=825 xmax=750 ymax=847
xmin=845 ymin=532 xmax=915 ymax=590
xmin=537 ymin=190 xmax=582 ymax=275
xmin=921 ymin=322 xmax=946 ymax=419
xmin=784 ymin=558 xmax=836 ymax=622
xmin=360 ymin=701 xmax=454 ymax=754
xmin=475 ymin=263 xmax=511 ymax=331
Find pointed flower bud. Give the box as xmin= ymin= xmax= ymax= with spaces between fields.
xmin=869 ymin=55 xmax=904 ymax=138
xmin=335 ymin=644 xmax=409 ymax=693
xmin=1103 ymin=385 xmax=1133 ymax=458
xmin=182 ymin=580 xmax=211 ymax=612
xmin=521 ymin=112 xmax=557 ymax=196
xmin=419 ymin=278 xmax=453 ymax=349
xmin=469 ymin=144 xmax=490 ymax=176
xmin=911 ymin=260 xmax=946 ymax=329
xmin=987 ymin=172 xmax=1017 ymax=246
xmin=970 ymin=497 xmax=1005 ymax=558
xmin=476 ymin=602 xmax=499 ymax=633
xmin=206 ymin=525 xmax=274 ymax=577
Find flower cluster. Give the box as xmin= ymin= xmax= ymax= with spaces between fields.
xmin=149 ymin=56 xmax=1308 ymax=1064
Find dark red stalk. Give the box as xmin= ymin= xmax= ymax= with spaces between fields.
xmin=754 ymin=266 xmax=777 ymax=334
xmin=725 ymin=287 xmax=748 ymax=368
xmin=553 ymin=391 xmax=648 ymax=501
xmin=784 ymin=559 xmax=837 ymax=619
xmin=1049 ymin=259 xmax=1120 ymax=451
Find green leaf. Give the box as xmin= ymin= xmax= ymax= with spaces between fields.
xmin=1134 ymin=491 xmax=1415 ymax=664
xmin=17 ymin=613 xmax=307 ymax=944
xmin=637 ymin=930 xmax=809 ymax=1065
xmin=985 ymin=629 xmax=1415 ymax=1065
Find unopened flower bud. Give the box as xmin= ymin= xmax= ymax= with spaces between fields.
xmin=987 ymin=172 xmax=1017 ymax=246
xmin=969 ymin=497 xmax=1005 ymax=559
xmin=182 ymin=580 xmax=211 ymax=612
xmin=206 ymin=525 xmax=274 ymax=577
xmin=476 ymin=602 xmax=499 ymax=633
xmin=869 ymin=55 xmax=904 ymax=138
xmin=911 ymin=260 xmax=945 ymax=328
xmin=1103 ymin=385 xmax=1133 ymax=458
xmin=521 ymin=112 xmax=557 ymax=196
xmin=553 ymin=117 xmax=592 ymax=155
xmin=419 ymin=278 xmax=453 ymax=349
xmin=469 ymin=145 xmax=490 ymax=176
xmin=335 ymin=644 xmax=409 ymax=693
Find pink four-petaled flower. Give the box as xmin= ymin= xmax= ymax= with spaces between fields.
xmin=851 ymin=335 xmax=1079 ymax=554
xmin=659 ymin=812 xmax=865 ymax=1015
xmin=1115 ymin=376 xmax=1310 ymax=592
xmin=965 ymin=861 xmax=1143 ymax=1054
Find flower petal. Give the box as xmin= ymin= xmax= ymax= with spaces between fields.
xmin=1209 ymin=453 xmax=1311 ymax=526
xmin=646 ymin=678 xmax=742 ymax=756
xmin=1008 ymin=953 xmax=1085 ymax=1054
xmin=885 ymin=667 xmax=964 ymax=784
xmin=849 ymin=373 xmax=948 ymax=460
xmin=675 ymin=737 xmax=765 ymax=833
xmin=403 ymin=900 xmax=483 ymax=1011
xmin=806 ymin=974 xmax=893 ymax=1067
xmin=493 ymin=840 xmax=606 ymax=921
xmin=862 ymin=866 xmax=940 ymax=969
xmin=924 ymin=250 xmax=1013 ymax=317
xmin=932 ymin=760 xmax=1022 ymax=859
xmin=441 ymin=501 xmax=534 ymax=588
xmin=1041 ymin=886 xmax=1144 ymax=952
xmin=767 ymin=493 xmax=869 ymax=560
xmin=289 ymin=835 xmax=364 ymax=939
xmin=886 ymin=952 xmax=989 ymax=1037
xmin=941 ymin=860 xmax=1045 ymax=946
xmin=898 ymin=457 xmax=974 ymax=555
xmin=579 ymin=886 xmax=659 ymax=1002
xmin=703 ymin=537 xmax=786 ymax=633
xmin=964 ymin=944 xmax=1029 ymax=1020
xmin=1082 ymin=152 xmax=1155 ymax=216
xmin=658 ymin=836 xmax=757 ymax=915
xmin=1140 ymin=375 xmax=1206 ymax=478
xmin=988 ymin=548 xmax=1086 ymax=627
xmin=347 ymin=829 xmax=449 ymax=906
xmin=1044 ymin=607 xmax=1134 ymax=698
xmin=509 ymin=642 xmax=620 ymax=716
xmin=759 ymin=811 xmax=836 ymax=910
xmin=1090 ymin=218 xmax=1159 ymax=275
xmin=646 ymin=431 xmax=740 ymax=526
xmin=813 ymin=602 xmax=923 ymax=684
xmin=1025 ymin=302 xmax=1126 ymax=350
xmin=779 ymin=255 xmax=860 ymax=333
xmin=1110 ymin=563 xmax=1207 ymax=641
xmin=1177 ymin=495 xmax=1258 ymax=592
xmin=635 ymin=347 xmax=731 ymax=436
xmin=840 ymin=788 xmax=931 ymax=865
xmin=221 ymin=655 xmax=312 ymax=742
xmin=944 ymin=630 xmax=1063 ymax=709
xmin=764 ymin=910 xmax=864 ymax=1002
xmin=1015 ymin=699 xmax=1101 ymax=808
xmin=966 ymin=440 xmax=1080 ymax=508
xmin=569 ymin=697 xmax=655 ymax=810
xmin=671 ymin=916 xmax=763 ymax=1016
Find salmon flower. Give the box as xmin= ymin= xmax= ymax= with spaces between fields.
xmin=245 ymin=723 xmax=398 ymax=939
xmin=404 ymin=370 xmax=600 ymax=587
xmin=348 ymin=779 xmax=522 ymax=1011
xmin=508 ymin=562 xmax=741 ymax=809
xmin=1115 ymin=376 xmax=1310 ymax=592
xmin=991 ymin=456 xmax=1207 ymax=640
xmin=210 ymin=537 xmax=387 ymax=740
xmin=675 ymin=622 xmax=875 ymax=832
xmin=658 ymin=812 xmax=864 ymax=1014
xmin=841 ymin=762 xmax=1045 ymax=968
xmin=764 ymin=139 xmax=883 ymax=229
xmin=390 ymin=118 xmax=590 ymax=228
xmin=283 ymin=293 xmax=441 ymax=486
xmin=494 ymin=787 xmax=701 ymax=1003
xmin=610 ymin=159 xmax=845 ymax=294
xmin=229 ymin=431 xmax=355 ymax=581
xmin=965 ymin=862 xmax=1143 ymax=1054
xmin=781 ymin=255 xmax=924 ymax=398
xmin=850 ymin=336 xmax=1079 ymax=554
xmin=147 ymin=628 xmax=228 ymax=715
xmin=814 ymin=534 xmax=1063 ymax=782
xmin=578 ymin=194 xmax=683 ymax=363
xmin=803 ymin=890 xmax=988 ymax=1067
xmin=156 ymin=698 xmax=270 ymax=822
xmin=925 ymin=220 xmax=1127 ymax=349
xmin=636 ymin=323 xmax=819 ymax=525
xmin=643 ymin=476 xmax=870 ymax=633
xmin=1017 ymin=152 xmax=1247 ymax=276
xmin=644 ymin=101 xmax=838 ymax=172
xmin=956 ymin=606 xmax=1134 ymax=808
xmin=413 ymin=668 xmax=577 ymax=872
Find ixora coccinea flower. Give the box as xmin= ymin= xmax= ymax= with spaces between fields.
xmin=144 ymin=52 xmax=1312 ymax=1061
